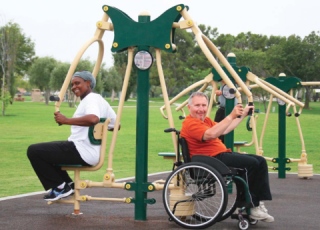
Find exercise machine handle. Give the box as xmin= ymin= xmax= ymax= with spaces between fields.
xmin=50 ymin=96 xmax=62 ymax=126
xmin=248 ymin=102 xmax=254 ymax=116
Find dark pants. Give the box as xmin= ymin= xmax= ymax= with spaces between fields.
xmin=214 ymin=152 xmax=272 ymax=207
xmin=214 ymin=107 xmax=225 ymax=143
xmin=27 ymin=141 xmax=90 ymax=190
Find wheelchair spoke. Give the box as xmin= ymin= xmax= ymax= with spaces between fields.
xmin=163 ymin=162 xmax=227 ymax=229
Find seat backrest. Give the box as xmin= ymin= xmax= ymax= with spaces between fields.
xmin=180 ymin=137 xmax=232 ymax=176
xmin=62 ymin=118 xmax=111 ymax=172
xmin=89 ymin=118 xmax=107 ymax=145
xmin=180 ymin=137 xmax=191 ymax=163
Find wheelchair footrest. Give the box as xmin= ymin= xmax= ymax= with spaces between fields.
xmin=231 ymin=213 xmax=250 ymax=220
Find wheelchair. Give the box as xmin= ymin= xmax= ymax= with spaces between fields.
xmin=163 ymin=128 xmax=258 ymax=230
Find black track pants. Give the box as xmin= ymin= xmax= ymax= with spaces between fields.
xmin=214 ymin=152 xmax=272 ymax=206
xmin=27 ymin=141 xmax=90 ymax=190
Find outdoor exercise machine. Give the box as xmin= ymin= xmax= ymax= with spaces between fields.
xmin=163 ymin=52 xmax=317 ymax=179
xmin=257 ymin=76 xmax=320 ymax=178
xmin=46 ymin=3 xmax=310 ymax=229
xmin=50 ymin=4 xmax=221 ymax=220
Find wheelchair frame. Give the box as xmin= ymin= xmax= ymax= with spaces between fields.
xmin=163 ymin=128 xmax=258 ymax=230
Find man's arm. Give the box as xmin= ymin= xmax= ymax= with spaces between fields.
xmin=54 ymin=112 xmax=99 ymax=126
xmin=222 ymin=104 xmax=254 ymax=134
xmin=203 ymin=104 xmax=254 ymax=140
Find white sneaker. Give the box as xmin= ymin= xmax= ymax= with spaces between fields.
xmin=261 ymin=214 xmax=274 ymax=222
xmin=259 ymin=201 xmax=268 ymax=213
xmin=258 ymin=202 xmax=274 ymax=222
xmin=249 ymin=207 xmax=269 ymax=220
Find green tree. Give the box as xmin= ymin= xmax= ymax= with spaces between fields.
xmin=28 ymin=57 xmax=57 ymax=105
xmin=0 ymin=21 xmax=35 ymax=115
xmin=267 ymin=32 xmax=320 ymax=108
xmin=16 ymin=74 xmax=31 ymax=92
xmin=214 ymin=33 xmax=236 ymax=56
xmin=50 ymin=62 xmax=73 ymax=106
xmin=103 ymin=66 xmax=122 ymax=102
xmin=151 ymin=29 xmax=196 ymax=96
xmin=113 ymin=51 xmax=137 ymax=100
xmin=232 ymin=48 xmax=270 ymax=111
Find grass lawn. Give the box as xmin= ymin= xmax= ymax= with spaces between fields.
xmin=0 ymin=97 xmax=319 ymax=198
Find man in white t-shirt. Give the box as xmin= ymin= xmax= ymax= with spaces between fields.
xmin=27 ymin=71 xmax=117 ymax=202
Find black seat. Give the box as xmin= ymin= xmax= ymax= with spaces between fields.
xmin=180 ymin=137 xmax=191 ymax=163
xmin=180 ymin=137 xmax=232 ymax=176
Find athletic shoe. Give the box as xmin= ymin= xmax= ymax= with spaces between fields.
xmin=261 ymin=214 xmax=274 ymax=222
xmin=259 ymin=201 xmax=268 ymax=213
xmin=249 ymin=207 xmax=269 ymax=220
xmin=259 ymin=202 xmax=274 ymax=222
xmin=68 ymin=182 xmax=75 ymax=195
xmin=43 ymin=183 xmax=73 ymax=201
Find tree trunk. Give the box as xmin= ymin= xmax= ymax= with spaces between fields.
xmin=2 ymin=69 xmax=6 ymax=116
xmin=45 ymin=88 xmax=50 ymax=105
xmin=111 ymin=89 xmax=115 ymax=103
xmin=67 ymin=90 xmax=75 ymax=108
xmin=305 ymin=86 xmax=311 ymax=109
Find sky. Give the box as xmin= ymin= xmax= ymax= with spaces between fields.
xmin=1 ymin=0 xmax=320 ymax=68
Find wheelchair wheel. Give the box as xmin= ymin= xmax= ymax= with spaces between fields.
xmin=218 ymin=177 xmax=238 ymax=221
xmin=163 ymin=162 xmax=227 ymax=229
xmin=238 ymin=218 xmax=249 ymax=230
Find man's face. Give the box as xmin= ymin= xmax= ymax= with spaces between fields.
xmin=188 ymin=95 xmax=208 ymax=121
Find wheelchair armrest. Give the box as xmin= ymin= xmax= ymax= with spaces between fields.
xmin=191 ymin=155 xmax=232 ymax=176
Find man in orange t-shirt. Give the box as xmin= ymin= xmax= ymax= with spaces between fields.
xmin=181 ymin=92 xmax=274 ymax=223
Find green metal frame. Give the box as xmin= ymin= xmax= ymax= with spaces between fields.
xmin=103 ymin=4 xmax=187 ymax=53
xmin=265 ymin=76 xmax=302 ymax=178
xmin=212 ymin=55 xmax=250 ymax=150
xmin=102 ymin=5 xmax=192 ymax=220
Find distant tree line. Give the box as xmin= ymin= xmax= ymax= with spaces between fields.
xmin=1 ymin=21 xmax=320 ymax=115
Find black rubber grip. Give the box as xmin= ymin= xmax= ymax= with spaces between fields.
xmin=179 ymin=116 xmax=185 ymax=120
xmin=164 ymin=128 xmax=176 ymax=133
xmin=248 ymin=102 xmax=254 ymax=116
xmin=237 ymin=103 xmax=241 ymax=118
xmin=50 ymin=95 xmax=60 ymax=101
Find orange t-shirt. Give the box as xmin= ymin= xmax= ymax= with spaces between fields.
xmin=181 ymin=115 xmax=231 ymax=158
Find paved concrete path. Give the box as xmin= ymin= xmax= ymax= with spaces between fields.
xmin=1 ymin=173 xmax=319 ymax=230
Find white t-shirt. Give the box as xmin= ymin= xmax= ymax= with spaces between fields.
xmin=68 ymin=93 xmax=116 ymax=165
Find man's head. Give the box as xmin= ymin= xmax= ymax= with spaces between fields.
xmin=72 ymin=71 xmax=96 ymax=90
xmin=187 ymin=92 xmax=209 ymax=121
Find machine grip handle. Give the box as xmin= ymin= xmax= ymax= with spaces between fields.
xmin=50 ymin=96 xmax=62 ymax=125
xmin=248 ymin=102 xmax=254 ymax=116
xmin=237 ymin=103 xmax=242 ymax=118
xmin=164 ymin=128 xmax=176 ymax=133
xmin=50 ymin=95 xmax=60 ymax=101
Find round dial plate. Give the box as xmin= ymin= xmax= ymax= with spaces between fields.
xmin=134 ymin=50 xmax=153 ymax=70
xmin=222 ymin=84 xmax=236 ymax=99
xmin=277 ymin=98 xmax=286 ymax=106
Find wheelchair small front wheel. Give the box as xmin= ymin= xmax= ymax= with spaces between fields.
xmin=238 ymin=218 xmax=249 ymax=230
xmin=163 ymin=162 xmax=227 ymax=229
